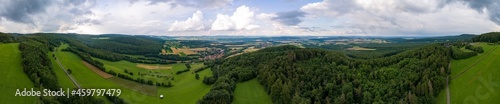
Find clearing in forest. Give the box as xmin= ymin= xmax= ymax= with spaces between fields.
xmin=233 ymin=79 xmax=272 ymax=104
xmin=346 ymin=46 xmax=376 ymax=50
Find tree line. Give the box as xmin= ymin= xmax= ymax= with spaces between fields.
xmin=18 ymin=36 xmax=105 ymax=104
xmin=448 ymin=42 xmax=484 ymax=60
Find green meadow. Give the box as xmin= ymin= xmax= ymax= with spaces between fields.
xmin=94 ymin=57 xmax=205 ymax=84
xmin=0 ymin=43 xmax=38 ymax=104
xmin=233 ymin=79 xmax=272 ymax=104
xmin=437 ymin=43 xmax=500 ymax=103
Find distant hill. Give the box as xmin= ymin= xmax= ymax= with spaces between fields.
xmin=472 ymin=32 xmax=500 ymax=43
xmin=391 ymin=34 xmax=476 ymax=43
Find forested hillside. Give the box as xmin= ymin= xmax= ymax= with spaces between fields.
xmin=34 ymin=33 xmax=187 ymax=64
xmin=199 ymin=44 xmax=450 ymax=103
xmin=472 ymin=32 xmax=500 ymax=43
xmin=0 ymin=32 xmax=15 ymax=43
xmin=85 ymin=35 xmax=163 ymax=55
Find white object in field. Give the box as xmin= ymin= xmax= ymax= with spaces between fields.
xmin=160 ymin=95 xmax=164 ymax=99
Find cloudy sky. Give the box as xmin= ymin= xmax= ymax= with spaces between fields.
xmin=0 ymin=0 xmax=499 ymax=36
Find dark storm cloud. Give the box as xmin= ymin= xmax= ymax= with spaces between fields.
xmin=66 ymin=0 xmax=87 ymax=5
xmin=272 ymin=10 xmax=306 ymax=26
xmin=0 ymin=0 xmax=52 ymax=23
xmin=451 ymin=0 xmax=500 ymax=24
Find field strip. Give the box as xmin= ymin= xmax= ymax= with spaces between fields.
xmin=452 ymin=46 xmax=498 ymax=80
xmin=82 ymin=61 xmax=113 ymax=79
xmin=137 ymin=64 xmax=172 ymax=70
xmin=54 ymin=52 xmax=82 ymax=89
xmin=466 ymin=51 xmax=498 ymax=84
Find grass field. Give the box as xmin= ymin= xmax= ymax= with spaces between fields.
xmin=233 ymin=79 xmax=272 ymax=104
xmin=54 ymin=44 xmax=212 ymax=103
xmin=0 ymin=43 xmax=38 ymax=104
xmin=94 ymin=57 xmax=205 ymax=84
xmin=170 ymin=47 xmax=197 ymax=55
xmin=48 ymin=51 xmax=76 ymax=89
xmin=437 ymin=43 xmax=500 ymax=104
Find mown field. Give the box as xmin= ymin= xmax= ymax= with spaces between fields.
xmin=233 ymin=79 xmax=272 ymax=104
xmin=437 ymin=43 xmax=500 ymax=103
xmin=53 ymin=44 xmax=212 ymax=103
xmin=0 ymin=43 xmax=38 ymax=104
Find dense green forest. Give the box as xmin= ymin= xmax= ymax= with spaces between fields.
xmin=85 ymin=35 xmax=163 ymax=55
xmin=0 ymin=32 xmax=16 ymax=43
xmin=199 ymin=44 xmax=450 ymax=103
xmin=472 ymin=32 xmax=500 ymax=43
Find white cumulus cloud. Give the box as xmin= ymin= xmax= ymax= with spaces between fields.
xmin=211 ymin=5 xmax=259 ymax=31
xmin=168 ymin=10 xmax=206 ymax=31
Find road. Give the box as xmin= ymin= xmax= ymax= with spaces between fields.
xmin=53 ymin=51 xmax=82 ymax=89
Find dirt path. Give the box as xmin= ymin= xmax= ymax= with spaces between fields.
xmin=53 ymin=51 xmax=82 ymax=89
xmin=82 ymin=61 xmax=113 ymax=79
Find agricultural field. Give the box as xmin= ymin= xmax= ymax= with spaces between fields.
xmin=233 ymin=79 xmax=272 ymax=104
xmin=437 ymin=43 xmax=500 ymax=103
xmin=346 ymin=46 xmax=376 ymax=51
xmin=162 ymin=41 xmax=206 ymax=56
xmin=53 ymin=44 xmax=212 ymax=103
xmin=0 ymin=43 xmax=38 ymax=104
xmin=227 ymin=46 xmax=262 ymax=58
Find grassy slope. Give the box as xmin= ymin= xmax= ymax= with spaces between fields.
xmin=0 ymin=43 xmax=38 ymax=103
xmin=55 ymin=44 xmax=212 ymax=104
xmin=437 ymin=43 xmax=500 ymax=103
xmin=48 ymin=51 xmax=76 ymax=89
xmin=233 ymin=79 xmax=272 ymax=104
xmin=157 ymin=68 xmax=213 ymax=104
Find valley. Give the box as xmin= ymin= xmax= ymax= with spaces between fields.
xmin=0 ymin=32 xmax=499 ymax=104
